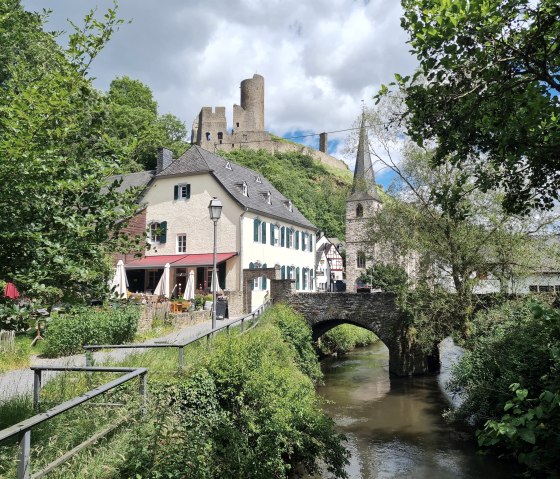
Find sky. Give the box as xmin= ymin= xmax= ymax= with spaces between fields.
xmin=23 ymin=0 xmax=418 ymax=186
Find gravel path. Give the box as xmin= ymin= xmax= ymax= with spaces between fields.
xmin=0 ymin=316 xmax=243 ymax=402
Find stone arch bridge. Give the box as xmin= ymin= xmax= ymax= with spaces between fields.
xmin=241 ymin=269 xmax=437 ymax=376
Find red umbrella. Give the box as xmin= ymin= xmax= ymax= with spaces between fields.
xmin=4 ymin=282 xmax=20 ymax=299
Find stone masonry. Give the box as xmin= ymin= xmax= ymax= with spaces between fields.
xmin=270 ymin=280 xmax=437 ymax=376
xmin=191 ymin=74 xmax=349 ymax=172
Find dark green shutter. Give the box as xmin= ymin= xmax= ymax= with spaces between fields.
xmin=281 ymin=227 xmax=285 ymax=247
xmin=254 ymin=219 xmax=260 ymax=242
xmin=262 ymin=222 xmax=266 ymax=244
xmin=295 ymin=231 xmax=299 ymax=250
xmin=249 ymin=262 xmax=254 ymax=290
xmin=296 ymin=267 xmax=300 ymax=289
xmin=309 ymin=234 xmax=313 ymax=252
xmin=303 ymin=268 xmax=307 ymax=290
xmin=270 ymin=224 xmax=274 ymax=245
xmin=287 ymin=229 xmax=291 ymax=248
xmin=281 ymin=265 xmax=285 ymax=279
xmin=159 ymin=221 xmax=167 ymax=244
xmin=262 ymin=263 xmax=267 ymax=290
xmin=174 ymin=185 xmax=178 ymax=200
xmin=186 ymin=184 xmax=191 ymax=199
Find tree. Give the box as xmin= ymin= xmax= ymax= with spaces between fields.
xmin=394 ymin=0 xmax=560 ymax=214
xmin=0 ymin=1 xmax=138 ymax=305
xmin=104 ymin=76 xmax=189 ymax=171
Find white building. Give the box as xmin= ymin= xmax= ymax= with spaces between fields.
xmin=315 ymin=236 xmax=344 ymax=291
xmin=117 ymin=146 xmax=317 ymax=310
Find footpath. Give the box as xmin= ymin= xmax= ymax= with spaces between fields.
xmin=0 ymin=316 xmax=242 ymax=402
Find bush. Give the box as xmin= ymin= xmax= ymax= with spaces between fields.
xmin=449 ymin=299 xmax=560 ymax=476
xmin=44 ymin=304 xmax=140 ymax=357
xmin=119 ymin=305 xmax=349 ymax=479
xmin=319 ymin=324 xmax=378 ymax=356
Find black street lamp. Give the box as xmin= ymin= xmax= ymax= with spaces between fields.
xmin=208 ymin=197 xmax=222 ymax=330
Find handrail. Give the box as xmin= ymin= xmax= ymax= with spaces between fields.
xmin=0 ymin=367 xmax=148 ymax=479
xmin=83 ymin=300 xmax=272 ymax=370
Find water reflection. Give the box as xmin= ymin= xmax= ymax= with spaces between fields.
xmin=316 ymin=341 xmax=518 ymax=479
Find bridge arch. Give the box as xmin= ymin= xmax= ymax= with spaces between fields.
xmin=270 ymin=280 xmax=438 ymax=376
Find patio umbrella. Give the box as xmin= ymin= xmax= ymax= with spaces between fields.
xmin=183 ymin=270 xmax=195 ymax=300
xmin=153 ymin=263 xmax=171 ymax=298
xmin=3 ymin=282 xmax=20 ymax=299
xmin=212 ymin=269 xmax=223 ymax=296
xmin=110 ymin=260 xmax=128 ymax=299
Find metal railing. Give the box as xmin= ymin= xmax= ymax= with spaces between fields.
xmin=83 ymin=300 xmax=271 ymax=371
xmin=0 ymin=366 xmax=147 ymax=479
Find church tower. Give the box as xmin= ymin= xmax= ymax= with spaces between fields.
xmin=345 ymin=112 xmax=382 ymax=291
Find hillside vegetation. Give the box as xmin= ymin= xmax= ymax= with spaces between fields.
xmin=222 ymin=149 xmax=352 ymax=239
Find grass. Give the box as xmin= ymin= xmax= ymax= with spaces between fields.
xmin=0 ymin=334 xmax=45 ymax=373
xmin=0 ymin=324 xmax=243 ymax=478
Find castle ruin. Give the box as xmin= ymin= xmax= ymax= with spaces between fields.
xmin=191 ymin=74 xmax=349 ymax=172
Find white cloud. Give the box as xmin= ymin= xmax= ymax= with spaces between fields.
xmin=22 ymin=0 xmax=418 ymax=168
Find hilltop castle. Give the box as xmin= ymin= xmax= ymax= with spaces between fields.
xmin=191 ymin=74 xmax=349 ymax=172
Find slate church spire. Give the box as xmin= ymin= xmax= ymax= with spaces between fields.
xmin=349 ymin=111 xmax=380 ymax=202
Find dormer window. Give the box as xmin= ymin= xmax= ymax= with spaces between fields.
xmin=255 ymin=175 xmax=262 ymax=184
xmin=261 ymin=191 xmax=271 ymax=204
xmin=285 ymin=200 xmax=293 ymax=212
xmin=242 ymin=182 xmax=248 ymax=196
xmin=225 ymin=161 xmax=232 ymax=170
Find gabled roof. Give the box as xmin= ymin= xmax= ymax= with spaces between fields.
xmin=105 ymin=170 xmax=155 ymax=194
xmin=157 ymin=146 xmax=317 ymax=230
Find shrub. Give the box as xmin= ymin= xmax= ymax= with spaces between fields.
xmin=119 ymin=305 xmax=349 ymax=479
xmin=449 ymin=299 xmax=560 ymax=476
xmin=44 ymin=304 xmax=140 ymax=357
xmin=319 ymin=324 xmax=378 ymax=356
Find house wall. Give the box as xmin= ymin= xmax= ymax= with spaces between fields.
xmin=142 ymin=173 xmax=242 ymax=291
xmin=113 ymin=208 xmax=147 ymax=265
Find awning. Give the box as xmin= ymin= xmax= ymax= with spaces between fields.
xmin=124 ymin=252 xmax=238 ymax=269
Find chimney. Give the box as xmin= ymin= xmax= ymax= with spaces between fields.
xmin=319 ymin=132 xmax=328 ymax=153
xmin=157 ymin=147 xmax=173 ymax=174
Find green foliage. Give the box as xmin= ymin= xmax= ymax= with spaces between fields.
xmin=396 ymin=0 xmax=560 ymax=213
xmin=319 ymin=324 xmax=378 ymax=356
xmin=0 ymin=0 xmax=139 ymax=305
xmin=357 ymin=263 xmax=408 ymax=293
xmin=267 ymin=303 xmax=322 ymax=383
xmin=477 ymin=384 xmax=560 ymax=476
xmin=223 ymin=149 xmax=351 ymax=239
xmin=103 ymin=76 xmax=189 ymax=171
xmin=44 ymin=304 xmax=140 ymax=357
xmin=448 ymin=300 xmax=560 ymax=475
xmin=119 ymin=306 xmax=349 ymax=478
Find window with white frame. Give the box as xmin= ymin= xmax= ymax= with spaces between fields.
xmin=287 ymin=228 xmax=294 ymax=248
xmin=242 ymin=182 xmax=248 ymax=196
xmin=176 ymin=234 xmax=187 ymax=253
xmin=174 ymin=184 xmax=190 ymax=200
xmin=274 ymin=224 xmax=280 ymax=246
xmin=149 ymin=221 xmax=167 ymax=244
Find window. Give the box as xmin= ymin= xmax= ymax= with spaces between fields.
xmin=225 ymin=161 xmax=232 ymax=170
xmin=174 ymin=184 xmax=190 ymax=200
xmin=218 ymin=132 xmax=223 ymax=140
xmin=356 ymin=204 xmax=363 ymax=218
xmin=285 ymin=200 xmax=293 ymax=212
xmin=256 ymin=175 xmax=262 ymax=184
xmin=206 ymin=132 xmax=211 ymax=141
xmin=147 ymin=269 xmax=161 ymax=291
xmin=176 ymin=234 xmax=187 ymax=253
xmin=357 ymin=251 xmax=366 ymax=268
xmin=529 ymin=285 xmax=538 ymax=292
xmin=242 ymin=182 xmax=248 ymax=196
xmin=302 ymin=268 xmax=307 ymax=290
xmin=295 ymin=267 xmax=300 ymax=289
xmin=266 ymin=191 xmax=271 ymax=204
xmin=236 ymin=122 xmax=240 ymax=127
xmin=287 ymin=228 xmax=294 ymax=248
xmin=302 ymin=232 xmax=307 ymax=251
xmin=271 ymin=224 xmax=279 ymax=246
xmin=253 ymin=218 xmax=261 ymax=242
xmin=149 ymin=221 xmax=167 ymax=244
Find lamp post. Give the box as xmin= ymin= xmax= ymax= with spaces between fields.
xmin=208 ymin=197 xmax=222 ymax=331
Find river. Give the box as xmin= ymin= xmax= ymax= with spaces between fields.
xmin=315 ymin=341 xmax=519 ymax=479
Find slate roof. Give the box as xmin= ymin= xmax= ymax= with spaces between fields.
xmin=348 ymin=113 xmax=381 ymax=203
xmin=157 ymin=146 xmax=317 ymax=230
xmin=106 ymin=170 xmax=155 ymax=194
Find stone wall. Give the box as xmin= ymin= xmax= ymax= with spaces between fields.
xmin=269 ymin=287 xmax=437 ymax=377
xmin=225 ymin=290 xmax=244 ymax=317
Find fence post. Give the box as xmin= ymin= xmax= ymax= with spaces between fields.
xmin=85 ymin=350 xmax=93 ymax=367
xmin=17 ymin=429 xmax=31 ymax=479
xmin=226 ymin=324 xmax=230 ymax=335
xmin=178 ymin=347 xmax=184 ymax=371
xmin=139 ymin=372 xmax=147 ymax=416
xmin=33 ymin=370 xmax=42 ymax=410
xmin=241 ymin=317 xmax=244 ymax=333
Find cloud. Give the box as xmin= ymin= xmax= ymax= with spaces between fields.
xmin=22 ymin=0 xmax=418 ymax=167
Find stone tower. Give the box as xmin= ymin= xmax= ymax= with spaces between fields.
xmin=345 ymin=112 xmax=382 ymax=291
xmin=233 ymin=74 xmax=264 ymax=132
